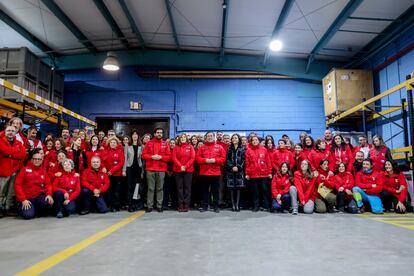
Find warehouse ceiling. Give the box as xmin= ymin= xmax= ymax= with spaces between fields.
xmin=0 ymin=0 xmax=413 ymax=79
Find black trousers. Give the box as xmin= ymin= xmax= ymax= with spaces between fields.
xmin=201 ymin=176 xmax=220 ymax=209
xmin=163 ymin=173 xmax=177 ymax=209
xmin=251 ymin=177 xmax=270 ymax=209
xmin=380 ymin=190 xmax=397 ymax=211
xmin=108 ymin=176 xmax=122 ymax=208
xmin=175 ymin=172 xmax=193 ymax=207
xmin=127 ymin=166 xmax=142 ymax=206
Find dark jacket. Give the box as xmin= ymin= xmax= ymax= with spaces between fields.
xmin=226 ymin=145 xmax=245 ymax=189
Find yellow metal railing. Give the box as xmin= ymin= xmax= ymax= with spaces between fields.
xmin=391 ymin=146 xmax=413 ymax=161
xmin=0 ymin=78 xmax=96 ymax=126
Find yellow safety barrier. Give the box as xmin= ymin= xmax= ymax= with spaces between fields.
xmin=0 ymin=78 xmax=96 ymax=126
xmin=391 ymin=146 xmax=413 ymax=160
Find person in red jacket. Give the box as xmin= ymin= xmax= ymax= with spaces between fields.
xmin=314 ymin=159 xmax=337 ymax=213
xmin=245 ymin=135 xmax=272 ymax=212
xmin=0 ymin=125 xmax=27 ymax=217
xmin=352 ymin=151 xmax=365 ymax=176
xmin=353 ymin=158 xmax=383 ymax=214
xmin=301 ymin=136 xmax=314 ymax=158
xmin=172 ymin=133 xmax=195 ymax=212
xmin=103 ymin=136 xmax=125 ymax=212
xmin=53 ymin=159 xmax=80 ymax=218
xmin=330 ymin=134 xmax=353 ymax=172
xmin=80 ymin=156 xmax=110 ymax=214
xmin=333 ymin=163 xmax=357 ymax=213
xmin=293 ymin=143 xmax=307 ymax=171
xmin=370 ymin=135 xmax=392 ymax=172
xmin=324 ymin=129 xmax=333 ymax=151
xmin=14 ymin=149 xmax=54 ymax=219
xmin=265 ymin=137 xmax=276 ymax=155
xmin=272 ymin=139 xmax=294 ymax=172
xmin=44 ymin=138 xmax=66 ymax=170
xmin=2 ymin=117 xmax=30 ymax=149
xmin=142 ymin=128 xmax=171 ymax=212
xmin=290 ymin=160 xmax=318 ymax=215
xmin=47 ymin=150 xmax=67 ymax=183
xmin=380 ymin=160 xmax=408 ymax=213
xmin=86 ymin=135 xmax=106 ymax=170
xmin=196 ymin=131 xmax=226 ymax=213
xmin=26 ymin=126 xmax=43 ymax=152
xmin=308 ymin=139 xmax=334 ymax=174
xmin=61 ymin=128 xmax=72 ymax=149
xmin=271 ymin=162 xmax=292 ymax=213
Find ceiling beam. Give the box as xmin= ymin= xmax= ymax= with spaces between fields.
xmin=345 ymin=4 xmax=414 ymax=68
xmin=348 ymin=16 xmax=394 ymax=22
xmin=92 ymin=0 xmax=130 ymax=49
xmin=41 ymin=0 xmax=97 ymax=53
xmin=164 ymin=0 xmax=180 ymax=51
xmin=219 ymin=0 xmax=229 ymax=65
xmin=118 ymin=0 xmax=145 ymax=49
xmin=0 ymin=8 xmax=56 ymax=55
xmin=54 ymin=48 xmax=344 ymax=81
xmin=263 ymin=0 xmax=295 ymax=66
xmin=305 ymin=0 xmax=363 ymax=73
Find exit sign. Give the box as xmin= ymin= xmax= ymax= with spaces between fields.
xmin=130 ymin=101 xmax=142 ymax=110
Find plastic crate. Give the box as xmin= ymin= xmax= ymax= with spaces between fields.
xmin=0 ymin=47 xmax=40 ymax=79
xmin=38 ymin=62 xmax=51 ymax=87
xmin=52 ymin=71 xmax=64 ymax=94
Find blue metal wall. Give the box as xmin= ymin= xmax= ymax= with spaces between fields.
xmin=63 ymin=68 xmax=326 ymax=141
xmin=364 ymin=25 xmax=414 ymax=149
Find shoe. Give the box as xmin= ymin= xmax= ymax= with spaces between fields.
xmin=232 ymin=206 xmax=236 ymax=212
xmin=200 ymin=207 xmax=208 ymax=212
xmin=214 ymin=208 xmax=220 ymax=213
xmin=0 ymin=209 xmax=3 ymax=219
xmin=146 ymin=208 xmax=153 ymax=213
xmin=292 ymin=208 xmax=298 ymax=215
xmin=332 ymin=207 xmax=339 ymax=213
xmin=128 ymin=206 xmax=136 ymax=213
xmin=56 ymin=212 xmax=64 ymax=219
xmin=184 ymin=207 xmax=189 ymax=212
xmin=157 ymin=207 xmax=163 ymax=213
xmin=236 ymin=206 xmax=240 ymax=212
xmin=338 ymin=207 xmax=345 ymax=213
xmin=80 ymin=210 xmax=89 ymax=215
xmin=252 ymin=207 xmax=259 ymax=212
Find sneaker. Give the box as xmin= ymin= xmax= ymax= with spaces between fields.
xmin=338 ymin=207 xmax=345 ymax=214
xmin=56 ymin=212 xmax=64 ymax=219
xmin=214 ymin=207 xmax=220 ymax=213
xmin=80 ymin=210 xmax=89 ymax=215
xmin=200 ymin=207 xmax=208 ymax=212
xmin=292 ymin=208 xmax=298 ymax=215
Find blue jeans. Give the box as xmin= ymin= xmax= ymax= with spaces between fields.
xmin=81 ymin=188 xmax=109 ymax=213
xmin=272 ymin=193 xmax=291 ymax=212
xmin=54 ymin=191 xmax=77 ymax=215
xmin=18 ymin=194 xmax=53 ymax=220
xmin=352 ymin=186 xmax=383 ymax=214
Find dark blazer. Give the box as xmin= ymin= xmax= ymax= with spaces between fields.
xmin=226 ymin=145 xmax=245 ymax=189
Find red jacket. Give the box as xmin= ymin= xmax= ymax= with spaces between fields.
xmin=53 ymin=171 xmax=81 ymax=201
xmin=317 ymin=168 xmax=335 ymax=189
xmin=331 ymin=145 xmax=353 ymax=172
xmin=103 ymin=147 xmax=125 ymax=176
xmin=308 ymin=149 xmax=333 ymax=171
xmin=302 ymin=147 xmax=313 ymax=159
xmin=14 ymin=162 xmax=52 ymax=201
xmin=325 ymin=140 xmax=333 ymax=152
xmin=245 ymin=144 xmax=272 ymax=179
xmin=294 ymin=151 xmax=308 ymax=171
xmin=217 ymin=141 xmax=230 ymax=153
xmin=142 ymin=138 xmax=171 ymax=172
xmin=380 ymin=171 xmax=408 ymax=203
xmin=0 ymin=136 xmax=26 ymax=177
xmin=172 ymin=143 xmax=195 ymax=173
xmin=370 ymin=146 xmax=389 ymax=172
xmin=47 ymin=163 xmax=64 ymax=183
xmin=272 ymin=148 xmax=294 ymax=171
xmin=81 ymin=167 xmax=110 ymax=193
xmin=44 ymin=149 xmax=58 ymax=169
xmin=333 ymin=171 xmax=354 ymax=191
xmin=271 ymin=172 xmax=292 ymax=198
xmin=294 ymin=170 xmax=318 ymax=203
xmin=85 ymin=148 xmax=106 ymax=168
xmin=196 ymin=141 xmax=226 ymax=176
xmin=355 ymin=170 xmax=383 ymax=196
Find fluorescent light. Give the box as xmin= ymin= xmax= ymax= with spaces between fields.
xmin=103 ymin=51 xmax=120 ymax=71
xmin=269 ymin=39 xmax=283 ymax=52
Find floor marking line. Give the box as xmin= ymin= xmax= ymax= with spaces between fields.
xmin=15 ymin=211 xmax=145 ymax=276
xmin=358 ymin=214 xmax=414 ymax=231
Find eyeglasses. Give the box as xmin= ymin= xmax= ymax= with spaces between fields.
xmin=32 ymin=158 xmax=43 ymax=161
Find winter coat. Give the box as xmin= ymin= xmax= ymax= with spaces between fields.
xmin=225 ymin=145 xmax=245 ymax=189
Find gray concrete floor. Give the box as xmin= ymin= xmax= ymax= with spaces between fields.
xmin=1 ymin=211 xmax=414 ymax=276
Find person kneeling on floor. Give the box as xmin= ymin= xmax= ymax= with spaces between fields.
xmin=380 ymin=160 xmax=407 ymax=213
xmin=80 ymin=156 xmax=110 ymax=215
xmin=14 ymin=149 xmax=54 ymax=219
xmin=315 ymin=159 xmax=337 ymax=213
xmin=271 ymin=162 xmax=292 ymax=213
xmin=290 ymin=160 xmax=318 ymax=215
xmin=353 ymin=158 xmax=383 ymax=214
xmin=333 ymin=163 xmax=358 ymax=213
xmin=53 ymin=159 xmax=80 ymax=218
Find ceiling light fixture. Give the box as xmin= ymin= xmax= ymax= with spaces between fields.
xmin=269 ymin=39 xmax=283 ymax=52
xmin=103 ymin=51 xmax=119 ymax=71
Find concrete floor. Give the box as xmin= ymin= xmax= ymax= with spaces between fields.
xmin=1 ymin=211 xmax=414 ymax=276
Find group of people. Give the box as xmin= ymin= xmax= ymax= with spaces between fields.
xmin=0 ymin=116 xmax=410 ymax=220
